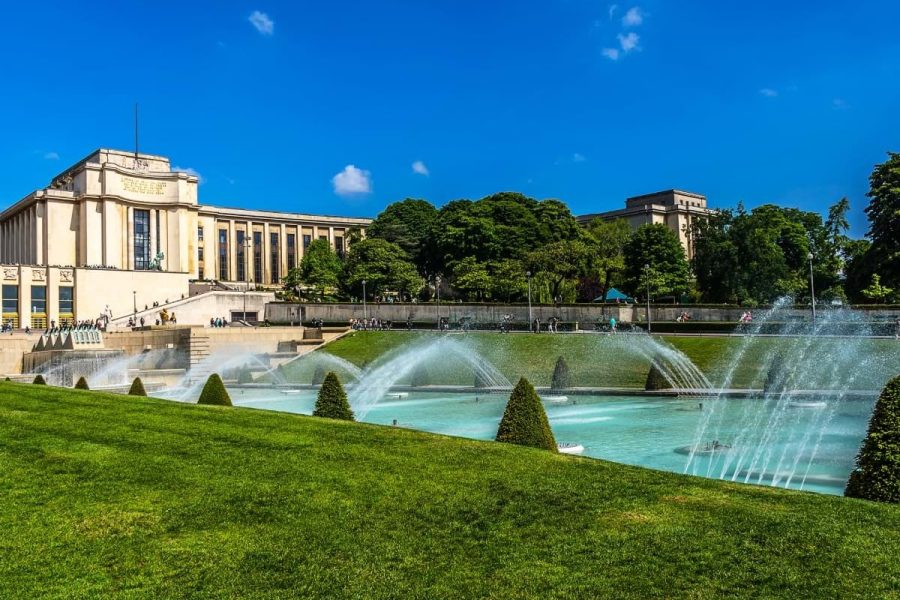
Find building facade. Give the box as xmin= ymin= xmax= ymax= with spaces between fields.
xmin=577 ymin=189 xmax=713 ymax=259
xmin=0 ymin=149 xmax=370 ymax=327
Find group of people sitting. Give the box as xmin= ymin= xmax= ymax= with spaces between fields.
xmin=350 ymin=317 xmax=395 ymax=331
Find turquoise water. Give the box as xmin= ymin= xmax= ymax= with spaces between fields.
xmin=226 ymin=387 xmax=874 ymax=495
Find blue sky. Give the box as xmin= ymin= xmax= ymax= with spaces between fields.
xmin=1 ymin=1 xmax=898 ymax=237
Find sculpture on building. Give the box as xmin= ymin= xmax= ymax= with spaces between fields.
xmin=148 ymin=251 xmax=165 ymax=271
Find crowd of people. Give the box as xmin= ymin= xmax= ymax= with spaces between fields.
xmin=350 ymin=317 xmax=397 ymax=331
xmin=209 ymin=317 xmax=230 ymax=328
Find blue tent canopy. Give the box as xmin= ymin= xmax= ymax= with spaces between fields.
xmin=593 ymin=287 xmax=632 ymax=303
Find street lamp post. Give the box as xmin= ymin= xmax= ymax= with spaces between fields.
xmin=132 ymin=290 xmax=137 ymax=317
xmin=644 ymin=263 xmax=652 ymax=334
xmin=435 ymin=275 xmax=441 ymax=330
xmin=526 ymin=270 xmax=533 ymax=332
xmin=362 ymin=279 xmax=368 ymax=321
xmin=807 ymin=252 xmax=816 ymax=328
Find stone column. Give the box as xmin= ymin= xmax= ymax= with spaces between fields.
xmin=262 ymin=222 xmax=271 ymax=284
xmin=126 ymin=206 xmax=134 ymax=270
xmin=228 ymin=220 xmax=237 ymax=282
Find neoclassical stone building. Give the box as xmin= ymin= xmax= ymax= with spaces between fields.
xmin=576 ymin=189 xmax=713 ymax=259
xmin=0 ymin=148 xmax=370 ymax=328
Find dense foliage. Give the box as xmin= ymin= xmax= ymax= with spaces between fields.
xmin=845 ymin=376 xmax=900 ymax=502
xmin=74 ymin=377 xmax=89 ymax=390
xmin=496 ymin=377 xmax=557 ymax=451
xmin=197 ymin=374 xmax=232 ymax=406
xmin=623 ymin=224 xmax=691 ymax=300
xmin=128 ymin=377 xmax=147 ymax=396
xmin=312 ymin=372 xmax=354 ymax=421
xmin=283 ymin=239 xmax=343 ymax=300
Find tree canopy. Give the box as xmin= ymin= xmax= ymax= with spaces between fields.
xmin=343 ymin=238 xmax=423 ymax=300
xmin=284 ymin=239 xmax=343 ymax=300
xmin=622 ymin=224 xmax=691 ymax=300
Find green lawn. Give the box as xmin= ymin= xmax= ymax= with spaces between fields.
xmin=2 ymin=383 xmax=900 ymax=598
xmin=294 ymin=331 xmax=899 ymax=390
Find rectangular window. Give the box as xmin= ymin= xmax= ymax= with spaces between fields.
xmin=31 ymin=286 xmax=47 ymax=314
xmin=302 ymin=234 xmax=311 ymax=251
xmin=253 ymin=231 xmax=263 ymax=283
xmin=134 ymin=209 xmax=151 ymax=270
xmin=335 ymin=235 xmax=344 ymax=258
xmin=59 ymin=287 xmax=73 ymax=315
xmin=236 ymin=230 xmax=246 ymax=282
xmin=270 ymin=232 xmax=280 ymax=283
xmin=155 ymin=210 xmax=161 ymax=256
xmin=218 ymin=228 xmax=229 ymax=280
xmin=198 ymin=226 xmax=204 ymax=241
xmin=2 ymin=285 xmax=18 ymax=314
xmin=287 ymin=234 xmax=296 ymax=270
xmin=319 ymin=235 xmax=328 ymax=242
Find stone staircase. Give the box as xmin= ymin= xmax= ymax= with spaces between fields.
xmin=187 ymin=331 xmax=211 ymax=384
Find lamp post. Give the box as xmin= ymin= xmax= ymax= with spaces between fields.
xmin=435 ymin=275 xmax=442 ymax=330
xmin=644 ymin=263 xmax=652 ymax=334
xmin=132 ymin=290 xmax=136 ymax=317
xmin=362 ymin=279 xmax=368 ymax=321
xmin=807 ymin=252 xmax=816 ymax=328
xmin=526 ymin=270 xmax=533 ymax=332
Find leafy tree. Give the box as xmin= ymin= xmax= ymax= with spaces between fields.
xmin=864 ymin=152 xmax=900 ymax=290
xmin=844 ymin=239 xmax=874 ymax=302
xmin=584 ymin=218 xmax=632 ymax=301
xmin=312 ymin=372 xmax=354 ymax=421
xmin=343 ymin=238 xmax=423 ymax=300
xmin=861 ymin=274 xmax=894 ymax=303
xmin=845 ymin=376 xmax=900 ymax=502
xmin=496 ymin=377 xmax=557 ymax=451
xmin=284 ymin=239 xmax=343 ymax=300
xmin=128 ymin=377 xmax=147 ymax=396
xmin=489 ymin=259 xmax=527 ymax=302
xmin=525 ymin=238 xmax=594 ymax=302
xmin=644 ymin=364 xmax=670 ymax=391
xmin=623 ymin=224 xmax=691 ymax=300
xmin=74 ymin=376 xmax=89 ymax=390
xmin=197 ymin=374 xmax=232 ymax=406
xmin=691 ymin=210 xmax=741 ymax=303
xmin=452 ymin=257 xmax=492 ymax=301
xmin=32 ymin=375 xmax=46 ymax=385
xmin=551 ymin=357 xmax=570 ymax=392
xmin=366 ymin=198 xmax=438 ymax=276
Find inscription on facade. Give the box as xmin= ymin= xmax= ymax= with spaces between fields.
xmin=122 ymin=176 xmax=167 ymax=196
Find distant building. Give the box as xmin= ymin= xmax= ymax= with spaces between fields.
xmin=577 ymin=189 xmax=713 ymax=258
xmin=0 ymin=148 xmax=371 ymax=328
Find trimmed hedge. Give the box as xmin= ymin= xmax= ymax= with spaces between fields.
xmin=312 ymin=372 xmax=354 ymax=420
xmin=551 ymin=356 xmax=570 ymax=392
xmin=32 ymin=375 xmax=46 ymax=385
xmin=496 ymin=377 xmax=557 ymax=452
xmin=846 ymin=375 xmax=900 ymax=502
xmin=312 ymin=366 xmax=326 ymax=386
xmin=74 ymin=377 xmax=90 ymax=390
xmin=128 ymin=377 xmax=147 ymax=397
xmin=764 ymin=352 xmax=787 ymax=394
xmin=644 ymin=364 xmax=670 ymax=391
xmin=197 ymin=374 xmax=232 ymax=406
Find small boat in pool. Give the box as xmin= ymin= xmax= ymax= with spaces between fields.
xmin=558 ymin=443 xmax=585 ymax=455
xmin=280 ymin=389 xmax=302 ymax=395
xmin=789 ymin=401 xmax=827 ymax=409
xmin=542 ymin=395 xmax=569 ymax=403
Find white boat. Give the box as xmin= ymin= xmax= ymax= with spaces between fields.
xmin=789 ymin=401 xmax=827 ymax=409
xmin=388 ymin=392 xmax=409 ymax=399
xmin=280 ymin=389 xmax=302 ymax=395
xmin=542 ymin=395 xmax=569 ymax=403
xmin=558 ymin=443 xmax=585 ymax=455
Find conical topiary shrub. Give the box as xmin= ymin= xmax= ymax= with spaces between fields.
xmin=764 ymin=351 xmax=788 ymax=394
xmin=496 ymin=377 xmax=557 ymax=452
xmin=474 ymin=369 xmax=491 ymax=389
xmin=846 ymin=375 xmax=900 ymax=502
xmin=237 ymin=367 xmax=253 ymax=384
xmin=410 ymin=365 xmax=429 ymax=387
xmin=197 ymin=373 xmax=232 ymax=406
xmin=32 ymin=374 xmax=46 ymax=385
xmin=312 ymin=365 xmax=326 ymax=385
xmin=312 ymin=372 xmax=354 ymax=421
xmin=74 ymin=376 xmax=90 ymax=390
xmin=128 ymin=377 xmax=147 ymax=396
xmin=644 ymin=363 xmax=670 ymax=391
xmin=551 ymin=356 xmax=570 ymax=392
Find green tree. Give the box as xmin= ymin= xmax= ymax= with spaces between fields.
xmin=312 ymin=372 xmax=354 ymax=420
xmin=197 ymin=374 xmax=232 ymax=406
xmin=861 ymin=274 xmax=894 ymax=303
xmin=128 ymin=377 xmax=147 ymax=396
xmin=864 ymin=152 xmax=900 ymax=290
xmin=285 ymin=239 xmax=343 ymax=300
xmin=551 ymin=357 xmax=570 ymax=392
xmin=488 ymin=259 xmax=527 ymax=302
xmin=74 ymin=376 xmax=89 ymax=390
xmin=584 ymin=218 xmax=632 ymax=301
xmin=366 ymin=198 xmax=438 ymax=276
xmin=845 ymin=376 xmax=900 ymax=502
xmin=452 ymin=257 xmax=492 ymax=301
xmin=496 ymin=378 xmax=557 ymax=451
xmin=525 ymin=238 xmax=594 ymax=302
xmin=343 ymin=238 xmax=423 ymax=300
xmin=623 ymin=224 xmax=691 ymax=300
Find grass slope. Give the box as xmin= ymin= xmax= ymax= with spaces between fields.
xmin=302 ymin=331 xmax=899 ymax=390
xmin=2 ymin=383 xmax=900 ymax=598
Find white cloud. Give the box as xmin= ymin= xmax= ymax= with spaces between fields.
xmin=43 ymin=151 xmax=59 ymax=160
xmin=622 ymin=7 xmax=643 ymax=27
xmin=759 ymin=88 xmax=778 ymax=97
xmin=249 ymin=10 xmax=274 ymax=35
xmin=173 ymin=166 xmax=204 ymax=184
xmin=608 ymin=4 xmax=619 ymax=19
xmin=411 ymin=160 xmax=429 ymax=176
xmin=602 ymin=47 xmax=620 ymax=61
xmin=332 ymin=165 xmax=372 ymax=196
xmin=572 ymin=153 xmax=586 ymax=163
xmin=618 ymin=32 xmax=640 ymax=52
